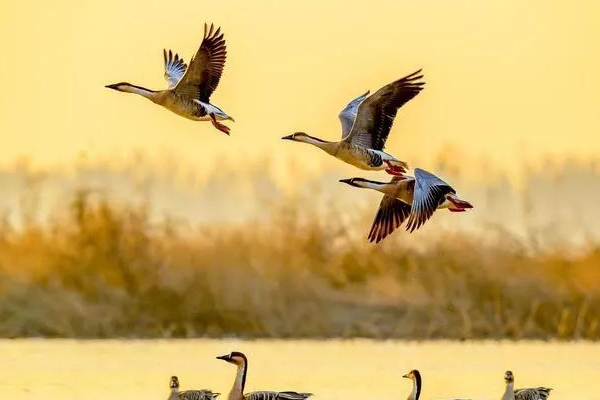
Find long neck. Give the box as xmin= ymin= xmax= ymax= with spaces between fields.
xmin=407 ymin=376 xmax=421 ymax=400
xmin=298 ymin=135 xmax=338 ymax=155
xmin=169 ymin=388 xmax=179 ymax=400
xmin=502 ymin=382 xmax=515 ymax=400
xmin=356 ymin=180 xmax=397 ymax=196
xmin=228 ymin=361 xmax=247 ymax=400
xmin=121 ymin=84 xmax=157 ymax=99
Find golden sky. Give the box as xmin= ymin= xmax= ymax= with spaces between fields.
xmin=1 ymin=0 xmax=599 ymax=178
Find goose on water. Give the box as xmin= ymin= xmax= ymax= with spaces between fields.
xmin=168 ymin=376 xmax=220 ymax=400
xmin=403 ymin=370 xmax=423 ymax=400
xmin=402 ymin=370 xmax=470 ymax=400
xmin=282 ymin=70 xmax=424 ymax=176
xmin=216 ymin=352 xmax=312 ymax=400
xmin=340 ymin=168 xmax=473 ymax=242
xmin=501 ymin=371 xmax=552 ymax=400
xmin=105 ymin=23 xmax=233 ymax=134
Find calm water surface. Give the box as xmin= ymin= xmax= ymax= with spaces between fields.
xmin=0 ymin=340 xmax=598 ymax=400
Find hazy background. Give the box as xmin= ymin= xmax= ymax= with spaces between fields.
xmin=1 ymin=0 xmax=600 ymax=235
xmin=0 ymin=0 xmax=599 ymax=339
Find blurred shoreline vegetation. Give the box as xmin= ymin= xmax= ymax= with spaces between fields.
xmin=0 ymin=155 xmax=599 ymax=339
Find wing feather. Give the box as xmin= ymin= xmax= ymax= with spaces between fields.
xmin=405 ymin=168 xmax=455 ymax=233
xmin=247 ymin=392 xmax=311 ymax=400
xmin=174 ymin=23 xmax=227 ymax=101
xmin=515 ymin=388 xmax=552 ymax=400
xmin=179 ymin=390 xmax=220 ymax=400
xmin=164 ymin=49 xmax=188 ymax=89
xmin=368 ymin=195 xmax=412 ymax=243
xmin=339 ymin=91 xmax=370 ymax=139
xmin=345 ymin=70 xmax=424 ymax=150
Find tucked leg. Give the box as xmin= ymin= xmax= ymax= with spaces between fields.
xmin=385 ymin=168 xmax=403 ymax=176
xmin=447 ymin=195 xmax=473 ymax=210
xmin=384 ymin=160 xmax=406 ymax=174
xmin=210 ymin=113 xmax=231 ymax=135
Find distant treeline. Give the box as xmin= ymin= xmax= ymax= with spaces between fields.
xmin=0 ymin=191 xmax=598 ymax=339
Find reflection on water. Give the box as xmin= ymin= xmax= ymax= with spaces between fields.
xmin=0 ymin=340 xmax=598 ymax=400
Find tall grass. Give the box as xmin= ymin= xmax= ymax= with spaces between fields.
xmin=0 ymin=188 xmax=598 ymax=339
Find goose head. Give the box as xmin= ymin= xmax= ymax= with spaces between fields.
xmin=339 ymin=177 xmax=388 ymax=189
xmin=504 ymin=370 xmax=514 ymax=383
xmin=105 ymin=82 xmax=156 ymax=97
xmin=105 ymin=82 xmax=135 ymax=92
xmin=281 ymin=132 xmax=327 ymax=144
xmin=402 ymin=369 xmax=421 ymax=380
xmin=170 ymin=376 xmax=179 ymax=389
xmin=339 ymin=177 xmax=365 ymax=188
xmin=282 ymin=132 xmax=306 ymax=141
xmin=216 ymin=351 xmax=247 ymax=366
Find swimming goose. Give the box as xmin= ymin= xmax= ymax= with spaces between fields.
xmin=282 ymin=70 xmax=424 ymax=175
xmin=402 ymin=370 xmax=470 ymax=400
xmin=501 ymin=371 xmax=552 ymax=400
xmin=106 ymin=23 xmax=233 ymax=135
xmin=216 ymin=352 xmax=312 ymax=400
xmin=403 ymin=370 xmax=423 ymax=400
xmin=168 ymin=376 xmax=220 ymax=400
xmin=340 ymin=168 xmax=473 ymax=242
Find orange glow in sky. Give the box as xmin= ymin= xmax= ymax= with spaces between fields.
xmin=1 ymin=0 xmax=599 ymax=179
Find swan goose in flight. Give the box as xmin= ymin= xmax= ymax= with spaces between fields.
xmin=340 ymin=168 xmax=473 ymax=242
xmin=282 ymin=70 xmax=424 ymax=175
xmin=106 ymin=23 xmax=233 ymax=135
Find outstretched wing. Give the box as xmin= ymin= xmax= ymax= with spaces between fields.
xmin=368 ymin=195 xmax=412 ymax=243
xmin=345 ymin=70 xmax=424 ymax=150
xmin=339 ymin=91 xmax=370 ymax=139
xmin=174 ymin=23 xmax=227 ymax=101
xmin=164 ymin=49 xmax=187 ymax=89
xmin=405 ymin=168 xmax=455 ymax=233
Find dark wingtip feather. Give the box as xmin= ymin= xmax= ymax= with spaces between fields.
xmin=407 ymin=68 xmax=423 ymax=78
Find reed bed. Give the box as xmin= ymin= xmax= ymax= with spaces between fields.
xmin=0 ymin=188 xmax=598 ymax=339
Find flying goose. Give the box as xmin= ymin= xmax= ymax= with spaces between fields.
xmin=282 ymin=70 xmax=424 ymax=175
xmin=168 ymin=376 xmax=220 ymax=400
xmin=501 ymin=371 xmax=552 ymax=400
xmin=403 ymin=370 xmax=470 ymax=400
xmin=340 ymin=168 xmax=472 ymax=242
xmin=105 ymin=23 xmax=233 ymax=134
xmin=216 ymin=352 xmax=312 ymax=400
